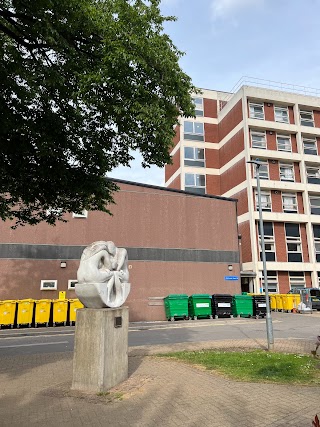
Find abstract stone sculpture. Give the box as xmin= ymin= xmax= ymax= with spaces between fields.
xmin=75 ymin=241 xmax=130 ymax=308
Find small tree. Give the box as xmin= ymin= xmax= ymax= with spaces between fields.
xmin=0 ymin=0 xmax=195 ymax=227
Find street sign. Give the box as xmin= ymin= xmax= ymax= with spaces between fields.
xmin=224 ymin=276 xmax=239 ymax=281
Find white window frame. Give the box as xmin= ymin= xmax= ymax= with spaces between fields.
xmin=249 ymin=102 xmax=265 ymax=120
xmin=282 ymin=193 xmax=298 ymax=213
xmin=261 ymin=271 xmax=279 ymax=293
xmin=72 ymin=210 xmax=88 ymax=218
xmin=289 ymin=272 xmax=306 ymax=292
xmin=276 ymin=134 xmax=291 ymax=152
xmin=279 ymin=163 xmax=295 ymax=182
xmin=300 ymin=110 xmax=314 ymax=127
xmin=40 ymin=280 xmax=57 ymax=290
xmin=184 ymin=121 xmax=204 ymax=141
xmin=274 ymin=106 xmax=289 ymax=124
xmin=184 ymin=147 xmax=205 ymax=167
xmin=310 ymin=195 xmax=320 ymax=214
xmin=303 ymin=137 xmax=317 ymax=155
xmin=185 ymin=173 xmax=206 ymax=191
xmin=286 ymin=237 xmax=302 ymax=262
xmin=254 ymin=160 xmax=269 ymax=180
xmin=251 ymin=130 xmax=266 ymax=149
xmin=306 ymin=166 xmax=320 ymax=181
xmin=255 ymin=190 xmax=271 ymax=211
xmin=68 ymin=280 xmax=78 ymax=290
xmin=258 ymin=223 xmax=276 ymax=261
xmin=193 ymin=97 xmax=204 ymax=117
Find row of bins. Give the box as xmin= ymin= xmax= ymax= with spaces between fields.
xmin=0 ymin=299 xmax=84 ymax=328
xmin=164 ymin=294 xmax=268 ymax=321
xmin=269 ymin=294 xmax=301 ymax=312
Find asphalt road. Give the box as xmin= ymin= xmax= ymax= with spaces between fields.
xmin=0 ymin=312 xmax=319 ymax=357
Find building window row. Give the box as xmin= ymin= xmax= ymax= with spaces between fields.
xmin=185 ymin=173 xmax=206 ymax=194
xmin=256 ymin=191 xmax=298 ymax=213
xmin=249 ymin=101 xmax=316 ymax=127
xmin=260 ymin=271 xmax=309 ymax=293
xmin=184 ymin=147 xmax=205 ymax=167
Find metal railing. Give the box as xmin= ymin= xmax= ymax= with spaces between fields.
xmin=219 ymin=76 xmax=320 ymax=111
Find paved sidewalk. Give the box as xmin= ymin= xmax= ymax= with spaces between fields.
xmin=0 ymin=338 xmax=319 ymax=426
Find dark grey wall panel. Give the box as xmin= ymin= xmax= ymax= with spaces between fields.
xmin=0 ymin=244 xmax=239 ymax=263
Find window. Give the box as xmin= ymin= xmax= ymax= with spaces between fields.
xmin=68 ymin=280 xmax=78 ymax=290
xmin=306 ymin=166 xmax=320 ymax=184
xmin=249 ymin=102 xmax=264 ymax=120
xmin=289 ymin=272 xmax=305 ymax=292
xmin=251 ymin=130 xmax=266 ymax=149
xmin=72 ymin=210 xmax=88 ymax=218
xmin=256 ymin=191 xmax=271 ymax=211
xmin=193 ymin=97 xmax=204 ymax=117
xmin=274 ymin=106 xmax=289 ymax=123
xmin=253 ymin=160 xmax=269 ymax=180
xmin=184 ymin=121 xmax=204 ymax=141
xmin=279 ymin=163 xmax=294 ymax=182
xmin=300 ymin=110 xmax=314 ymax=127
xmin=285 ymin=223 xmax=302 ymax=262
xmin=184 ymin=147 xmax=205 ymax=167
xmin=277 ymin=134 xmax=291 ymax=152
xmin=40 ymin=280 xmax=57 ymax=290
xmin=303 ymin=137 xmax=317 ymax=155
xmin=261 ymin=271 xmax=278 ymax=293
xmin=282 ymin=193 xmax=298 ymax=213
xmin=185 ymin=173 xmax=205 ymax=194
xmin=258 ymin=222 xmax=275 ymax=261
xmin=310 ymin=195 xmax=320 ymax=214
xmin=313 ymin=225 xmax=320 ymax=262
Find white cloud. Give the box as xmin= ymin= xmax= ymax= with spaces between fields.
xmin=211 ymin=0 xmax=264 ymax=19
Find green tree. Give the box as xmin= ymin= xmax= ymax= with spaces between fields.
xmin=0 ymin=0 xmax=195 ymax=227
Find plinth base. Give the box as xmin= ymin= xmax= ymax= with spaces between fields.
xmin=72 ymin=307 xmax=128 ymax=392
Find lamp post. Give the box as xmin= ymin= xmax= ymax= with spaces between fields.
xmin=248 ymin=158 xmax=274 ymax=351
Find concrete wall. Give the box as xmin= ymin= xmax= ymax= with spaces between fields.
xmin=0 ymin=180 xmax=241 ymax=321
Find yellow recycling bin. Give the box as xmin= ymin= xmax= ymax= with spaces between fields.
xmin=275 ymin=294 xmax=284 ymax=311
xmin=68 ymin=299 xmax=84 ymax=325
xmin=17 ymin=299 xmax=35 ymax=328
xmin=52 ymin=299 xmax=68 ymax=326
xmin=292 ymin=294 xmax=301 ymax=312
xmin=282 ymin=294 xmax=296 ymax=312
xmin=34 ymin=299 xmax=52 ymax=327
xmin=0 ymin=300 xmax=17 ymax=328
xmin=270 ymin=294 xmax=277 ymax=311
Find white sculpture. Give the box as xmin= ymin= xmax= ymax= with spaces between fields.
xmin=75 ymin=241 xmax=130 ymax=308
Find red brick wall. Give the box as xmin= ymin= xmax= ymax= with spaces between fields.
xmin=239 ymin=221 xmax=252 ymax=263
xmin=269 ymin=161 xmax=279 ymax=181
xmin=274 ymin=222 xmax=286 ymax=262
xmin=264 ymin=102 xmax=274 ymax=121
xmin=206 ymin=175 xmax=220 ymax=195
xmin=205 ymin=148 xmax=219 ymax=169
xmin=165 ymin=149 xmax=180 ymax=182
xmin=204 ymin=98 xmax=217 ymax=118
xmin=288 ymin=106 xmax=295 ymax=125
xmin=167 ymin=175 xmax=181 ymax=190
xmin=219 ymin=100 xmax=243 ymax=141
xmin=220 ymin=158 xmax=246 ymax=194
xmin=266 ymin=131 xmax=277 ymax=150
xmin=297 ymin=193 xmax=304 ymax=214
xmin=313 ymin=110 xmax=320 ymax=128
xmin=278 ymin=271 xmax=289 ymax=293
xmin=233 ymin=189 xmax=248 ymax=216
xmin=204 ymin=123 xmax=218 ymax=143
xmin=291 ymin=134 xmax=298 ymax=153
xmin=171 ymin=125 xmax=180 ymax=149
xmin=300 ymin=224 xmax=309 ymax=263
xmin=219 ymin=129 xmax=244 ymax=168
xmin=294 ymin=163 xmax=301 ymax=182
xmin=306 ymin=272 xmax=312 ymax=288
xmin=317 ymin=137 xmax=320 ymax=154
xmin=271 ymin=191 xmax=282 ymax=213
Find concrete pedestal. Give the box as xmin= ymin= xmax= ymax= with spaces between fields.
xmin=72 ymin=307 xmax=128 ymax=392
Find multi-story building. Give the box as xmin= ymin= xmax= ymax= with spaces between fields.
xmin=165 ymin=78 xmax=320 ymax=294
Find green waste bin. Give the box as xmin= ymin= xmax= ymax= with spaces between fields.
xmin=188 ymin=294 xmax=212 ymax=320
xmin=232 ymin=294 xmax=253 ymax=318
xmin=164 ymin=294 xmax=189 ymax=321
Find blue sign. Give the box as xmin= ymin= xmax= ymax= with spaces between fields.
xmin=224 ymin=276 xmax=239 ymax=281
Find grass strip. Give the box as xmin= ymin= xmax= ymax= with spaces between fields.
xmin=158 ymin=350 xmax=320 ymax=385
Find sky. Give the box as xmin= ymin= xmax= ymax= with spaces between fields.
xmin=109 ymin=0 xmax=320 ymax=186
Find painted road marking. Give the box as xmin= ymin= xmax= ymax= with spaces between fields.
xmin=0 ymin=341 xmax=69 ymax=349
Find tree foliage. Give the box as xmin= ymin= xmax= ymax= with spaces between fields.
xmin=0 ymin=0 xmax=195 ymax=227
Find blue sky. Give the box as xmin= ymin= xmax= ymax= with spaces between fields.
xmin=110 ymin=0 xmax=320 ymax=186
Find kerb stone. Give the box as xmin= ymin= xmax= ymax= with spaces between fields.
xmin=72 ymin=307 xmax=128 ymax=392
